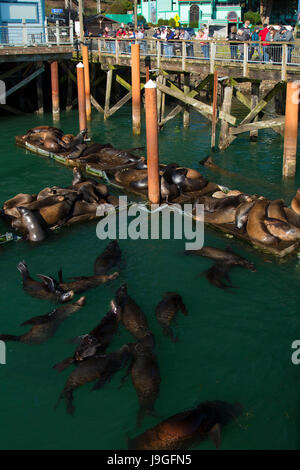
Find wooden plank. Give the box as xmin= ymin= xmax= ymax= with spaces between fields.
xmin=91 ymin=94 xmax=104 ymax=112
xmin=183 ymin=73 xmax=190 ymax=128
xmin=0 ymin=63 xmax=27 ymax=81
xmin=104 ymin=68 xmax=113 ymax=119
xmin=229 ymin=116 xmax=285 ymax=135
xmin=36 ymin=62 xmax=44 ymax=115
xmin=5 ymin=66 xmax=45 ymax=98
xmin=159 ymin=104 xmax=183 ymax=127
xmin=219 ymin=86 xmax=233 ymax=150
xmin=211 ymin=70 xmax=218 ymax=150
xmin=230 ymin=78 xmax=251 ymax=109
xmin=250 ymin=82 xmax=260 ymax=141
xmin=106 ymin=91 xmax=132 ymax=118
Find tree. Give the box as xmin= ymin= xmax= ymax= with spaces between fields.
xmin=260 ymin=0 xmax=273 ymax=25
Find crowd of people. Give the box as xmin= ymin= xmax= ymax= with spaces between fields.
xmin=97 ymin=20 xmax=296 ymax=64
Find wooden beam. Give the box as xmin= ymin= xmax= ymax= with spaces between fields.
xmin=230 ymin=78 xmax=251 ymax=109
xmin=91 ymin=94 xmax=104 ymax=112
xmin=104 ymin=69 xmax=113 ymax=119
xmin=36 ymin=62 xmax=44 ymax=115
xmin=6 ymin=66 xmax=45 ymax=98
xmin=0 ymin=63 xmax=27 ymax=81
xmin=106 ymin=91 xmax=132 ymax=118
xmin=229 ymin=117 xmax=285 ymax=135
xmin=159 ymin=104 xmax=183 ymax=127
xmin=219 ymin=86 xmax=233 ymax=150
xmin=250 ymin=82 xmax=260 ymax=141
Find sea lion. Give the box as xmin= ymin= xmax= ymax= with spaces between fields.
xmin=37 ymin=186 xmax=77 ymax=200
xmin=264 ymin=217 xmax=300 ymax=242
xmin=3 ymin=193 xmax=36 ymax=214
xmin=94 ymin=240 xmax=122 ymax=275
xmin=235 ymin=201 xmax=256 ymax=230
xmin=23 ymin=195 xmax=65 ymax=212
xmin=127 ymin=341 xmax=161 ymax=426
xmin=40 ymin=270 xmax=119 ymax=294
xmin=67 ymin=144 xmax=88 ymax=159
xmin=53 ymin=299 xmax=121 ymax=372
xmin=25 ymin=126 xmax=63 ymax=137
xmin=185 ymin=246 xmax=256 ymax=272
xmin=39 ymin=193 xmax=77 ymax=226
xmin=201 ymin=195 xmax=251 ymax=213
xmin=267 ymin=199 xmax=287 ymax=222
xmin=246 ymin=199 xmax=278 ymax=245
xmin=56 ymin=345 xmax=131 ymax=415
xmin=283 ymin=207 xmax=300 ymax=228
xmin=291 ymin=189 xmax=300 ymax=216
xmin=115 ymin=284 xmax=153 ymax=344
xmin=61 ymin=134 xmax=75 ymax=145
xmin=71 ymin=200 xmax=98 ymax=217
xmin=129 ymin=400 xmax=242 ymax=450
xmin=16 ymin=207 xmax=47 ymax=242
xmin=195 ymin=207 xmax=237 ymax=224
xmin=71 ymin=168 xmax=109 ymax=200
xmin=0 ymin=297 xmax=85 ymax=344
xmin=17 ymin=261 xmax=74 ymax=303
xmin=155 ymin=292 xmax=188 ymax=342
xmin=202 ymin=262 xmax=235 ymax=290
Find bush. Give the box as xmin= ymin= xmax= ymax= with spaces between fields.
xmin=244 ymin=10 xmax=261 ymax=25
xmin=137 ymin=15 xmax=146 ymax=24
xmin=168 ymin=18 xmax=176 ymax=28
xmin=157 ymin=18 xmax=166 ymax=26
xmin=108 ymin=0 xmax=132 ymax=14
xmin=189 ymin=21 xmax=198 ymax=28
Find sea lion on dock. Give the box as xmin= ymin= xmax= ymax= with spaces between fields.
xmin=0 ymin=297 xmax=85 ymax=344
xmin=246 ymin=199 xmax=278 ymax=245
xmin=129 ymin=400 xmax=242 ymax=450
xmin=291 ymin=189 xmax=300 ymax=216
xmin=40 ymin=270 xmax=119 ymax=294
xmin=115 ymin=284 xmax=154 ymax=344
xmin=39 ymin=193 xmax=77 ymax=226
xmin=94 ymin=240 xmax=122 ymax=275
xmin=199 ymin=206 xmax=237 ymax=224
xmin=235 ymin=201 xmax=256 ymax=230
xmin=267 ymin=199 xmax=287 ymax=222
xmin=3 ymin=193 xmax=36 ymax=217
xmin=16 ymin=207 xmax=47 ymax=242
xmin=155 ymin=292 xmax=188 ymax=342
xmin=56 ymin=344 xmax=131 ymax=415
xmin=61 ymin=134 xmax=75 ymax=145
xmin=185 ymin=246 xmax=256 ymax=272
xmin=23 ymin=195 xmax=65 ymax=212
xmin=71 ymin=200 xmax=98 ymax=217
xmin=200 ymin=194 xmax=251 ymax=214
xmin=264 ymin=217 xmax=300 ymax=242
xmin=53 ymin=299 xmax=121 ymax=372
xmin=283 ymin=207 xmax=300 ymax=228
xmin=37 ymin=186 xmax=77 ymax=200
xmin=17 ymin=261 xmax=74 ymax=303
xmin=127 ymin=341 xmax=161 ymax=426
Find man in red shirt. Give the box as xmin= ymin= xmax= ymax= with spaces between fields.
xmin=259 ymin=24 xmax=270 ymax=62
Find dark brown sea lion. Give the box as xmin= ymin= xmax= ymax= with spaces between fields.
xmin=201 ymin=262 xmax=235 ymax=290
xmin=17 ymin=261 xmax=74 ymax=303
xmin=0 ymin=297 xmax=85 ymax=344
xmin=115 ymin=284 xmax=154 ymax=344
xmin=283 ymin=207 xmax=300 ymax=228
xmin=127 ymin=341 xmax=161 ymax=426
xmin=291 ymin=189 xmax=300 ymax=216
xmin=61 ymin=134 xmax=75 ymax=145
xmin=179 ymin=177 xmax=208 ymax=193
xmin=53 ymin=299 xmax=121 ymax=372
xmin=186 ymin=246 xmax=256 ymax=272
xmin=155 ymin=292 xmax=188 ymax=342
xmin=3 ymin=193 xmax=36 ymax=214
xmin=94 ymin=240 xmax=122 ymax=275
xmin=16 ymin=207 xmax=47 ymax=242
xmin=43 ymin=137 xmax=65 ymax=153
xmin=71 ymin=168 xmax=109 ymax=200
xmin=267 ymin=199 xmax=287 ymax=222
xmin=198 ymin=207 xmax=237 ymax=224
xmin=56 ymin=344 xmax=131 ymax=415
xmin=71 ymin=201 xmax=98 ymax=217
xmin=39 ymin=270 xmax=119 ymax=294
xmin=67 ymin=143 xmax=88 ymax=159
xmin=37 ymin=186 xmax=77 ymax=200
xmin=25 ymin=126 xmax=63 ymax=137
xmin=129 ymin=400 xmax=242 ymax=450
xmin=264 ymin=217 xmax=300 ymax=242
xmin=201 ymin=194 xmax=251 ymax=213
xmin=23 ymin=195 xmax=65 ymax=212
xmin=39 ymin=193 xmax=77 ymax=226
xmin=246 ymin=199 xmax=278 ymax=245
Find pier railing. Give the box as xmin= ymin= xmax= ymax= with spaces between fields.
xmin=85 ymin=37 xmax=300 ymax=77
xmin=0 ymin=20 xmax=74 ymax=47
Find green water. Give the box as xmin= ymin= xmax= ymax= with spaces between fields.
xmin=0 ymin=106 xmax=300 ymax=450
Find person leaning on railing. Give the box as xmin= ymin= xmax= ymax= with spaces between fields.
xmin=259 ymin=24 xmax=270 ymax=63
xmin=102 ymin=26 xmax=115 ymax=53
xmin=195 ymin=29 xmax=210 ymax=59
xmin=279 ymin=26 xmax=294 ymax=64
xmin=266 ymin=27 xmax=281 ymax=63
xmin=180 ymin=28 xmax=193 ymax=57
xmin=249 ymin=27 xmax=262 ymax=62
xmin=227 ymin=25 xmax=238 ymax=60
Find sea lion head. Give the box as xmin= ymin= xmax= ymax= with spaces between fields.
xmin=60 ymin=290 xmax=75 ymax=303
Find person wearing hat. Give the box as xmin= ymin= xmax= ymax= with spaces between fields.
xmin=280 ymin=26 xmax=294 ymax=64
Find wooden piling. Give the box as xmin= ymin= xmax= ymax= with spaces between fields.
xmin=211 ymin=70 xmax=218 ymax=150
xmin=50 ymin=61 xmax=60 ymax=120
xmin=183 ymin=73 xmax=190 ymax=128
xmin=283 ymin=81 xmax=300 ymax=178
xmin=76 ymin=62 xmax=87 ymax=133
xmin=36 ymin=62 xmax=44 ymax=115
xmin=131 ymin=43 xmax=141 ymax=135
xmin=250 ymin=82 xmax=260 ymax=142
xmin=81 ymin=45 xmax=92 ymax=121
xmin=145 ymin=80 xmax=160 ymax=204
xmin=219 ymin=86 xmax=233 ymax=150
xmin=104 ymin=69 xmax=113 ymax=120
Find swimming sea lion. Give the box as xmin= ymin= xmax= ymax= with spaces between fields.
xmin=53 ymin=299 xmax=121 ymax=372
xmin=127 ymin=341 xmax=161 ymax=426
xmin=291 ymin=189 xmax=300 ymax=216
xmin=40 ymin=270 xmax=119 ymax=294
xmin=0 ymin=297 xmax=85 ymax=344
xmin=17 ymin=261 xmax=74 ymax=303
xmin=264 ymin=217 xmax=300 ymax=242
xmin=16 ymin=207 xmax=47 ymax=242
xmin=94 ymin=240 xmax=122 ymax=275
xmin=129 ymin=400 xmax=242 ymax=450
xmin=115 ymin=284 xmax=153 ymax=343
xmin=185 ymin=246 xmax=256 ymax=272
xmin=201 ymin=262 xmax=235 ymax=290
xmin=267 ymin=199 xmax=287 ymax=222
xmin=246 ymin=199 xmax=278 ymax=245
xmin=155 ymin=292 xmax=188 ymax=342
xmin=56 ymin=344 xmax=131 ymax=415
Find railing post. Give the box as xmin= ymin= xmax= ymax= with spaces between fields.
xmin=182 ymin=40 xmax=186 ymax=71
xmin=56 ymin=20 xmax=60 ymax=46
xmin=98 ymin=38 xmax=101 ymax=61
xmin=282 ymin=44 xmax=287 ymax=81
xmin=243 ymin=42 xmax=248 ymax=77
xmin=22 ymin=19 xmax=27 ymax=46
xmin=44 ymin=19 xmax=48 ymax=45
xmin=157 ymin=40 xmax=161 ymax=69
xmin=115 ymin=39 xmax=119 ymax=64
xmin=70 ymin=20 xmax=74 ymax=45
xmin=210 ymin=41 xmax=216 ymax=73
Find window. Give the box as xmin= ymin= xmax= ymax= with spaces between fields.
xmin=189 ymin=4 xmax=199 ymax=25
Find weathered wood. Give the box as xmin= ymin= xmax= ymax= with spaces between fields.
xmin=36 ymin=62 xmax=44 ymax=115
xmin=91 ymin=95 xmax=104 ymax=113
xmin=219 ymin=86 xmax=233 ymax=150
xmin=106 ymin=91 xmax=132 ymax=118
xmin=104 ymin=69 xmax=113 ymax=119
xmin=183 ymin=73 xmax=190 ymax=128
xmin=0 ymin=63 xmax=27 ymax=81
xmin=156 ymin=75 xmax=163 ymax=122
xmin=159 ymin=104 xmax=182 ymax=127
xmin=0 ymin=104 xmax=26 ymax=115
xmin=229 ymin=116 xmax=285 ymax=135
xmin=281 ymin=44 xmax=287 ymax=81
xmin=6 ymin=66 xmax=45 ymax=98
xmin=250 ymin=82 xmax=260 ymax=141
xmin=211 ymin=70 xmax=218 ymax=149
xmin=243 ymin=43 xmax=248 ymax=77
xmin=161 ymin=77 xmax=166 ymax=123
xmin=230 ymin=78 xmax=251 ymax=109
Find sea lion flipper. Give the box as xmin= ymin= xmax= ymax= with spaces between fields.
xmin=21 ymin=310 xmax=56 ymax=326
xmin=208 ymin=423 xmax=221 ymax=449
xmin=53 ymin=356 xmax=75 ymax=372
xmin=91 ymin=372 xmax=112 ymax=391
xmin=37 ymin=274 xmax=58 ymax=292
